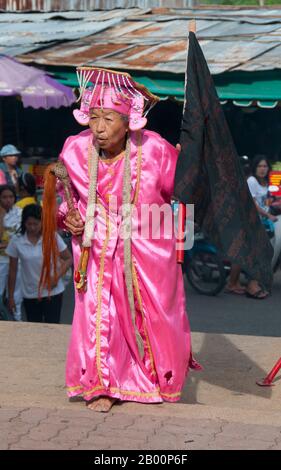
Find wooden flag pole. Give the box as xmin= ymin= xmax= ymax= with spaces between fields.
xmin=176 ymin=20 xmax=197 ymax=264
xmin=189 ymin=19 xmax=196 ymax=33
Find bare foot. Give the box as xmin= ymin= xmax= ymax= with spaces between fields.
xmin=87 ymin=397 xmax=117 ymax=412
xmin=225 ymin=283 xmax=246 ymax=295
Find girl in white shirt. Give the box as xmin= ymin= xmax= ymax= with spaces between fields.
xmin=247 ymin=155 xmax=281 ymax=270
xmin=247 ymin=156 xmax=277 ymax=224
xmin=7 ymin=204 xmax=72 ymax=323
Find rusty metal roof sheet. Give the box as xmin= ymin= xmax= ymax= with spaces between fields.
xmin=0 ymin=8 xmax=149 ymax=21
xmin=0 ymin=17 xmax=124 ymax=47
xmin=1 ymin=7 xmax=281 ymax=75
xmin=0 ymin=0 xmax=187 ymax=11
xmin=0 ymin=0 xmax=150 ymax=11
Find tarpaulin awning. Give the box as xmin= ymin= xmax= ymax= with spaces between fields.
xmin=214 ymin=71 xmax=281 ymax=109
xmin=0 ymin=55 xmax=75 ymax=109
xmin=53 ymin=68 xmax=281 ymax=109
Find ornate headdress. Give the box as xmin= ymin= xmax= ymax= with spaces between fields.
xmin=73 ymin=67 xmax=159 ymax=131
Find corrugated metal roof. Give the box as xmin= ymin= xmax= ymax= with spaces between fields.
xmin=2 ymin=7 xmax=281 ymax=75
xmin=0 ymin=8 xmax=149 ymax=21
xmin=0 ymin=18 xmax=124 ymax=47
xmin=234 ymin=44 xmax=281 ymax=72
xmin=0 ymin=1 xmax=190 ymax=11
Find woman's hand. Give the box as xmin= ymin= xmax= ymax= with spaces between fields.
xmin=64 ymin=209 xmax=84 ymax=236
xmin=51 ymin=249 xmax=73 ymax=288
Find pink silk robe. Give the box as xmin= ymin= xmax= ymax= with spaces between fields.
xmin=58 ymin=128 xmax=194 ymax=403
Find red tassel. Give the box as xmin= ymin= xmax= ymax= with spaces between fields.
xmin=74 ymin=270 xmax=81 ymax=283
xmin=177 ymin=202 xmax=186 ymax=264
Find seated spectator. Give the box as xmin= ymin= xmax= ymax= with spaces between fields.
xmin=6 ymin=204 xmax=72 ymax=323
xmin=248 ymin=155 xmax=281 ymax=271
xmin=0 ymin=184 xmax=22 ymax=320
xmin=16 ymin=173 xmax=37 ymax=209
xmin=247 ymin=155 xmax=275 ymax=223
xmin=225 ymin=155 xmax=275 ymax=299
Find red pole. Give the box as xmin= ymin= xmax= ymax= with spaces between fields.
xmin=256 ymin=357 xmax=281 ymax=387
xmin=176 ymin=202 xmax=186 ymax=264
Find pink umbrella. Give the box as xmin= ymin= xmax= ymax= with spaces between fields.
xmin=0 ymin=55 xmax=75 ymax=109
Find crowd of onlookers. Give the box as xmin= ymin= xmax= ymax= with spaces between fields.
xmin=0 ymin=144 xmax=72 ymax=323
xmin=0 ymin=143 xmax=280 ymax=323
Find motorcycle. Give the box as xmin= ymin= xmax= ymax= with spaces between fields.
xmin=183 ymin=230 xmax=227 ymax=296
xmin=172 ymin=200 xmax=226 ymax=296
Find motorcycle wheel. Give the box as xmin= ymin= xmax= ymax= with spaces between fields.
xmin=184 ymin=252 xmax=226 ymax=296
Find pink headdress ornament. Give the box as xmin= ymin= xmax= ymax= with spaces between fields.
xmin=73 ymin=67 xmax=159 ymax=131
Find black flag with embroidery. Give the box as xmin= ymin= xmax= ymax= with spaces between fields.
xmin=174 ymin=31 xmax=273 ymax=289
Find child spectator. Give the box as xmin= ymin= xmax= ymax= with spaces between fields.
xmin=0 ymin=185 xmax=22 ymax=320
xmin=7 ymin=204 xmax=72 ymax=323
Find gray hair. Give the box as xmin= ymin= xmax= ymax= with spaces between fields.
xmin=120 ymin=114 xmax=129 ymax=124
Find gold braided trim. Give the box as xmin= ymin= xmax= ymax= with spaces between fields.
xmin=82 ymin=385 xmax=105 ymax=397
xmin=99 ymin=152 xmax=125 ymax=164
xmin=67 ymin=385 xmax=84 ymax=392
xmin=97 ymin=198 xmax=107 ymax=218
xmin=131 ymin=130 xmax=142 ymax=206
xmin=161 ymin=392 xmax=182 ymax=398
xmin=68 ymin=384 xmax=181 ymax=400
xmin=132 ymin=261 xmax=157 ymax=377
xmin=84 ymin=386 xmax=161 ymax=398
xmin=109 ymin=387 xmax=161 ymax=398
xmin=95 ymin=203 xmax=111 ymax=386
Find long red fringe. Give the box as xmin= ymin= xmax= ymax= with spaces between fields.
xmin=39 ymin=164 xmax=59 ymax=295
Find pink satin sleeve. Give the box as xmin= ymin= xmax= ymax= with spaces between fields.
xmin=56 ymin=137 xmax=80 ymax=230
xmin=160 ymin=140 xmax=179 ymax=200
xmin=0 ymin=170 xmax=7 ymax=185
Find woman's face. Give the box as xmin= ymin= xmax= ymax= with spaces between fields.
xmin=25 ymin=217 xmax=42 ymax=237
xmin=3 ymin=155 xmax=19 ymax=167
xmin=89 ymin=108 xmax=128 ymax=151
xmin=0 ymin=189 xmax=15 ymax=211
xmin=255 ymin=160 xmax=269 ymax=179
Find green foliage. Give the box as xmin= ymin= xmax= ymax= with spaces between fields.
xmin=201 ymin=1 xmax=281 ymax=5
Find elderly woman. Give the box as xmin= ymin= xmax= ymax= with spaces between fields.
xmin=41 ymin=68 xmax=197 ymax=413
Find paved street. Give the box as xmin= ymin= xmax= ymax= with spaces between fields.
xmin=187 ymin=271 xmax=281 ymax=337
xmin=1 ymin=268 xmax=281 ymax=452
xmin=61 ymin=270 xmax=281 ymax=337
xmin=1 ymin=319 xmax=281 ymax=451
xmin=1 ymin=404 xmax=281 ymax=451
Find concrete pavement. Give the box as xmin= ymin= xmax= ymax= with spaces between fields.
xmin=1 ymin=322 xmax=281 ymax=450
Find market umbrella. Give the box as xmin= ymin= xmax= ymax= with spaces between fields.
xmin=0 ymin=54 xmax=75 ymax=109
